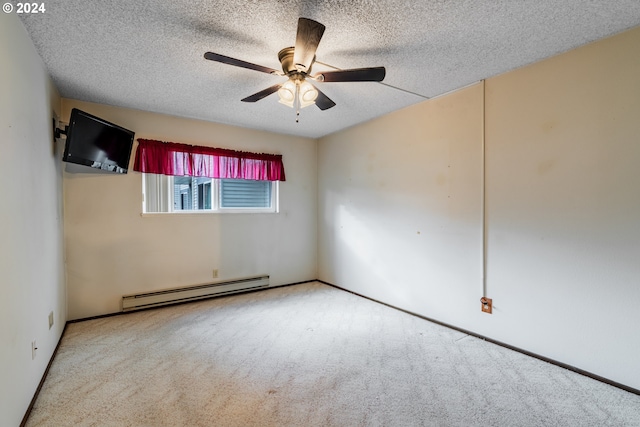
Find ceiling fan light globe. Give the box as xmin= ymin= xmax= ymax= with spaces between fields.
xmin=301 ymin=93 xmax=317 ymax=103
xmin=299 ymin=81 xmax=318 ymax=108
xmin=278 ymin=89 xmax=295 ymax=101
xmin=277 ymin=80 xmax=296 ymax=107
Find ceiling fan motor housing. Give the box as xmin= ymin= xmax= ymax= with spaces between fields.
xmin=278 ymin=47 xmax=314 ymax=76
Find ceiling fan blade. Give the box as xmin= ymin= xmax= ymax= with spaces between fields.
xmin=204 ymin=52 xmax=282 ymax=75
xmin=313 ymin=86 xmax=336 ymax=111
xmin=315 ymin=67 xmax=386 ymax=83
xmin=293 ymin=18 xmax=325 ymax=73
xmin=241 ymin=84 xmax=283 ymax=103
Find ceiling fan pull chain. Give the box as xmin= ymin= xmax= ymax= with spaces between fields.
xmin=295 ymin=82 xmax=300 ymax=123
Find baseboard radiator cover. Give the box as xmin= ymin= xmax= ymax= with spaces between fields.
xmin=122 ymin=275 xmax=270 ymax=311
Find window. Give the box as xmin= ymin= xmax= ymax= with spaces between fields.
xmin=134 ymin=139 xmax=284 ymax=214
xmin=143 ymin=174 xmax=278 ymax=213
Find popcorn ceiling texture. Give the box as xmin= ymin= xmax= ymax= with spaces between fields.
xmin=19 ymin=1 xmax=640 ymax=138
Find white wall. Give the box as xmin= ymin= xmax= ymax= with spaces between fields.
xmin=0 ymin=13 xmax=65 ymax=427
xmin=318 ymin=26 xmax=640 ymax=390
xmin=62 ymin=100 xmax=317 ymax=320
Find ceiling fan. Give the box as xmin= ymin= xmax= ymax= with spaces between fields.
xmin=204 ymin=17 xmax=386 ymax=116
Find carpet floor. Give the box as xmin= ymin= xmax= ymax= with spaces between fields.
xmin=25 ymin=282 xmax=640 ymax=426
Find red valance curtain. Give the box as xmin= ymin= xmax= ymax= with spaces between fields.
xmin=133 ymin=139 xmax=286 ymax=181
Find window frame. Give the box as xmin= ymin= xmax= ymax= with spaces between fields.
xmin=141 ymin=174 xmax=279 ymax=215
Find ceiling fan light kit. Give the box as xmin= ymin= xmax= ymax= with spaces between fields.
xmin=204 ymin=17 xmax=386 ymax=122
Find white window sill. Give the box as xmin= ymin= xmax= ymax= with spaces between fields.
xmin=141 ymin=210 xmax=278 ymax=217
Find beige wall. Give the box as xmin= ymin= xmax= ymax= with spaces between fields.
xmin=62 ymin=100 xmax=318 ymax=320
xmin=0 ymin=13 xmax=65 ymax=427
xmin=318 ymin=83 xmax=484 ymax=322
xmin=318 ymin=26 xmax=640 ymax=389
xmin=484 ymin=26 xmax=640 ymax=386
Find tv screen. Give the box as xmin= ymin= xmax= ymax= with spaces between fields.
xmin=62 ymin=108 xmax=135 ymax=174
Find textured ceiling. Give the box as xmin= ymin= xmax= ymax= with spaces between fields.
xmin=19 ymin=1 xmax=640 ymax=138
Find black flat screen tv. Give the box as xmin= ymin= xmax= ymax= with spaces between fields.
xmin=62 ymin=108 xmax=135 ymax=174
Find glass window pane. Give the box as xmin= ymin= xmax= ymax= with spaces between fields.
xmin=173 ymin=176 xmax=212 ymax=211
xmin=173 ymin=176 xmax=193 ymax=210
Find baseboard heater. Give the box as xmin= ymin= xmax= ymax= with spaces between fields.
xmin=122 ymin=275 xmax=270 ymax=312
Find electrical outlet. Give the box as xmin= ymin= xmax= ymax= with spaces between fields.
xmin=481 ymin=297 xmax=493 ymax=314
xmin=32 ymin=340 xmax=38 ymax=360
xmin=49 ymin=311 xmax=54 ymax=329
xmin=212 ymin=269 xmax=219 ymax=278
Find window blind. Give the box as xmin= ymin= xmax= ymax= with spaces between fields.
xmin=220 ymin=179 xmax=271 ymax=208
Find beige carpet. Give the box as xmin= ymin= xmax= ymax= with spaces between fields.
xmin=25 ymin=282 xmax=640 ymax=426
